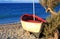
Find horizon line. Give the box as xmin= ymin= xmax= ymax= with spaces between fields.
xmin=0 ymin=2 xmax=39 ymax=3
xmin=0 ymin=1 xmax=39 ymax=3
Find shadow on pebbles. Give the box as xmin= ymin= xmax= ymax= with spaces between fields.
xmin=0 ymin=23 xmax=39 ymax=39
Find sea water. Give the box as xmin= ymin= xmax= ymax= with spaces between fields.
xmin=0 ymin=3 xmax=60 ymax=24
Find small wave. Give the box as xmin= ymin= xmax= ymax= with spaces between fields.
xmin=0 ymin=14 xmax=20 ymax=19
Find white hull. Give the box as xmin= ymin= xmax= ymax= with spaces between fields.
xmin=21 ymin=20 xmax=42 ymax=33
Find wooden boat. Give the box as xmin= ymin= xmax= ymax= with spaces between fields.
xmin=21 ymin=14 xmax=46 ymax=33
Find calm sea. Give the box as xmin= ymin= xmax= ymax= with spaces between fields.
xmin=0 ymin=3 xmax=60 ymax=24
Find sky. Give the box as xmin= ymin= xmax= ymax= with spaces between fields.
xmin=0 ymin=0 xmax=39 ymax=3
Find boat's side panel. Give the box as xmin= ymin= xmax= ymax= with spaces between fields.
xmin=21 ymin=20 xmax=42 ymax=33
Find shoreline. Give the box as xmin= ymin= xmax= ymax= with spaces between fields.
xmin=0 ymin=21 xmax=20 ymax=25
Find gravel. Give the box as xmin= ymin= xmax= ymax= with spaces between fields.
xmin=0 ymin=23 xmax=40 ymax=39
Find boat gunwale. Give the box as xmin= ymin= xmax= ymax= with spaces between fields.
xmin=20 ymin=14 xmax=46 ymax=23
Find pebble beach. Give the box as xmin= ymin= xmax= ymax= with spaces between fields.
xmin=0 ymin=23 xmax=39 ymax=39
